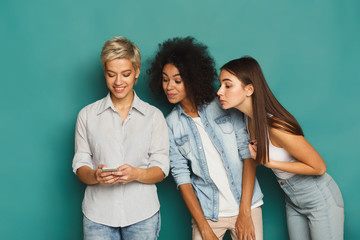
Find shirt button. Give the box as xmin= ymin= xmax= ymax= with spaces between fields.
xmin=280 ymin=182 xmax=285 ymax=186
xmin=213 ymin=136 xmax=215 ymax=139
xmin=231 ymin=182 xmax=234 ymax=185
xmin=199 ymin=146 xmax=202 ymax=149
xmin=237 ymin=197 xmax=240 ymax=200
xmin=205 ymin=123 xmax=209 ymax=127
xmin=221 ymin=151 xmax=224 ymax=154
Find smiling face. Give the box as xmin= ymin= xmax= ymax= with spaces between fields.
xmin=105 ymin=58 xmax=139 ymax=103
xmin=217 ymin=69 xmax=252 ymax=110
xmin=161 ymin=63 xmax=189 ymax=105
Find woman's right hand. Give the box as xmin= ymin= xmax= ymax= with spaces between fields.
xmin=248 ymin=139 xmax=257 ymax=160
xmin=95 ymin=165 xmax=120 ymax=184
xmin=200 ymin=226 xmax=218 ymax=240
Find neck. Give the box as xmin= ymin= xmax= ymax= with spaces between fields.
xmin=110 ymin=91 xmax=134 ymax=110
xmin=235 ymin=98 xmax=254 ymax=119
xmin=180 ymin=98 xmax=198 ymax=117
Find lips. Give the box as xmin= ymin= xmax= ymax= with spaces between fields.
xmin=114 ymin=86 xmax=126 ymax=93
xmin=166 ymin=93 xmax=176 ymax=99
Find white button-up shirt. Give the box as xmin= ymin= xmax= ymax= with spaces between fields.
xmin=72 ymin=92 xmax=169 ymax=227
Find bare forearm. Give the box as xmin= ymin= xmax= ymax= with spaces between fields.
xmin=136 ymin=166 xmax=165 ymax=184
xmin=179 ymin=184 xmax=211 ymax=232
xmin=240 ymin=158 xmax=257 ymax=214
xmin=269 ymin=160 xmax=326 ymax=175
xmin=76 ymin=166 xmax=98 ymax=185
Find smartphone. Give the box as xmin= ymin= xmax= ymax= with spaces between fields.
xmin=101 ymin=167 xmax=118 ymax=172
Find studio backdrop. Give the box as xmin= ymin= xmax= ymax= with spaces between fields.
xmin=1 ymin=0 xmax=359 ymax=239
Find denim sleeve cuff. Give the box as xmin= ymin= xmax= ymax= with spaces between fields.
xmin=239 ymin=149 xmax=251 ymax=160
xmin=173 ymin=175 xmax=192 ymax=189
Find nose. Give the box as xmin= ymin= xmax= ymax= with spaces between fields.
xmin=217 ymin=86 xmax=223 ymax=97
xmin=114 ymin=74 xmax=122 ymax=85
xmin=166 ymin=80 xmax=174 ymax=90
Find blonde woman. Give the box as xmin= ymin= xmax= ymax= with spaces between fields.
xmin=72 ymin=37 xmax=169 ymax=240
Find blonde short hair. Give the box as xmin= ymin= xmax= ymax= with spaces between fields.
xmin=100 ymin=36 xmax=141 ymax=71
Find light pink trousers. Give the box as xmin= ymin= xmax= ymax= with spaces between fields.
xmin=192 ymin=207 xmax=263 ymax=240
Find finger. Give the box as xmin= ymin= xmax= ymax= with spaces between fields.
xmin=118 ymin=164 xmax=129 ymax=171
xmin=250 ymin=231 xmax=256 ymax=240
xmin=100 ymin=171 xmax=113 ymax=177
xmin=111 ymin=170 xmax=124 ymax=176
xmin=98 ymin=164 xmax=106 ymax=169
xmin=248 ymin=143 xmax=255 ymax=151
xmin=118 ymin=175 xmax=129 ymax=182
xmin=100 ymin=175 xmax=117 ymax=183
xmin=103 ymin=176 xmax=120 ymax=184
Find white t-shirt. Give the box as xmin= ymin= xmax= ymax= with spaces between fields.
xmin=193 ymin=117 xmax=241 ymax=217
xmin=245 ymin=115 xmax=297 ymax=179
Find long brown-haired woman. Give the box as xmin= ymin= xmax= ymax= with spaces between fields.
xmin=217 ymin=56 xmax=344 ymax=240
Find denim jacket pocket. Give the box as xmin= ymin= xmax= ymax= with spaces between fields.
xmin=215 ymin=115 xmax=234 ymax=134
xmin=175 ymin=135 xmax=191 ymax=156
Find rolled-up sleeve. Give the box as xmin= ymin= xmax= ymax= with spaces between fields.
xmin=148 ymin=109 xmax=170 ymax=177
xmin=168 ymin=126 xmax=191 ymax=188
xmin=72 ymin=108 xmax=93 ymax=174
xmin=231 ymin=111 xmax=251 ymax=160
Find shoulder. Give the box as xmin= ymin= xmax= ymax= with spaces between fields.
xmin=77 ymin=97 xmax=105 ymax=118
xmin=165 ymin=105 xmax=181 ymax=124
xmin=134 ymin=95 xmax=159 ymax=115
xmin=269 ymin=127 xmax=302 ymax=148
xmin=204 ymin=98 xmax=227 ymax=117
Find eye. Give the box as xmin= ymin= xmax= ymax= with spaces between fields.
xmin=175 ymin=80 xmax=182 ymax=84
xmin=225 ymin=84 xmax=231 ymax=89
xmin=162 ymin=78 xmax=169 ymax=82
xmin=123 ymin=74 xmax=131 ymax=77
xmin=107 ymin=73 xmax=115 ymax=78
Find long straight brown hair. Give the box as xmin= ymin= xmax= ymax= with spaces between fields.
xmin=221 ymin=56 xmax=304 ymax=164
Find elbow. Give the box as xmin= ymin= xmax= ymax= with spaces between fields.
xmin=315 ymin=163 xmax=327 ymax=175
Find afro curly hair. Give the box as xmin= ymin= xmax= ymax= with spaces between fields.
xmin=147 ymin=36 xmax=217 ymax=107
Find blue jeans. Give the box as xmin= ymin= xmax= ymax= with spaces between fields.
xmin=278 ymin=173 xmax=344 ymax=240
xmin=83 ymin=211 xmax=161 ymax=240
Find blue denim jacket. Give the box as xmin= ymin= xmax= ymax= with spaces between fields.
xmin=166 ymin=99 xmax=263 ymax=220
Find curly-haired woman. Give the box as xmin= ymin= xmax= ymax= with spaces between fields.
xmin=148 ymin=37 xmax=264 ymax=240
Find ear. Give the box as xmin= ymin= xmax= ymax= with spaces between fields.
xmin=135 ymin=68 xmax=140 ymax=79
xmin=245 ymin=84 xmax=254 ymax=97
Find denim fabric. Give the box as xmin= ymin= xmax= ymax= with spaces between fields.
xmin=166 ymin=99 xmax=263 ymax=221
xmin=278 ymin=173 xmax=344 ymax=240
xmin=83 ymin=211 xmax=161 ymax=240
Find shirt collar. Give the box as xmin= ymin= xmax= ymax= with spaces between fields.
xmin=176 ymin=103 xmax=207 ymax=118
xmin=97 ymin=91 xmax=147 ymax=116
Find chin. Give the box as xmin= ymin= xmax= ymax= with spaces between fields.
xmin=221 ymin=103 xmax=231 ymax=110
xmin=167 ymin=98 xmax=179 ymax=104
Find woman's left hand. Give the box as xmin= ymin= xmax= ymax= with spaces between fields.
xmin=113 ymin=164 xmax=140 ymax=184
xmin=235 ymin=211 xmax=256 ymax=240
xmin=248 ymin=139 xmax=257 ymax=160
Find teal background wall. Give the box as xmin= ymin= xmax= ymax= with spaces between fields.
xmin=1 ymin=0 xmax=359 ymax=239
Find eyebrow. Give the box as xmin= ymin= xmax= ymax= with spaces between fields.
xmin=106 ymin=69 xmax=132 ymax=73
xmin=220 ymin=78 xmax=233 ymax=82
xmin=162 ymin=72 xmax=181 ymax=77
